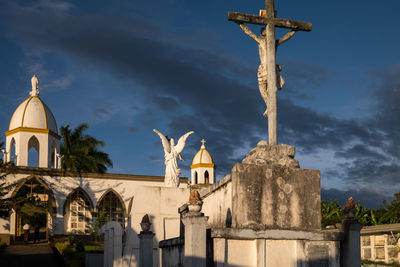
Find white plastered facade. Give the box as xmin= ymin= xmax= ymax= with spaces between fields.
xmin=3 ymin=172 xmax=190 ymax=266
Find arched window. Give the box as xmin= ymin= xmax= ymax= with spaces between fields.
xmin=205 ymin=170 xmax=209 ymax=184
xmin=194 ymin=171 xmax=198 ymax=184
xmin=10 ymin=138 xmax=16 ymax=164
xmin=66 ymin=189 xmax=93 ymax=234
xmin=97 ymin=190 xmax=125 ymax=227
xmin=51 ymin=142 xmax=56 ymax=168
xmin=28 ymin=136 xmax=39 ymax=167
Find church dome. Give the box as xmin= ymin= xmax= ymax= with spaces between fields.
xmin=8 ymin=76 xmax=58 ymax=135
xmin=9 ymin=96 xmax=58 ymax=134
xmin=191 ymin=140 xmax=214 ymax=168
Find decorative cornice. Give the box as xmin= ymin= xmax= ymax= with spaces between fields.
xmin=5 ymin=127 xmax=60 ymax=139
xmin=190 ymin=163 xmax=215 ymax=169
xmin=7 ymin=166 xmax=190 ymax=183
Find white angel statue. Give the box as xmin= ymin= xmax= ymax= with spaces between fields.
xmin=153 ymin=129 xmax=194 ymax=187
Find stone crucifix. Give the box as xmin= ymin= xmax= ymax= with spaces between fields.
xmin=228 ymin=0 xmax=312 ymax=145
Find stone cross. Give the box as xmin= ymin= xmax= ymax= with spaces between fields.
xmin=228 ymin=0 xmax=312 ymax=145
xmin=200 ymin=139 xmax=206 ymax=147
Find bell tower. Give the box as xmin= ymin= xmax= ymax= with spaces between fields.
xmin=190 ymin=139 xmax=215 ymax=185
xmin=5 ymin=75 xmax=60 ymax=168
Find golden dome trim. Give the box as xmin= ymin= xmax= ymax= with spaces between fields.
xmin=5 ymin=127 xmax=61 ymax=139
xmin=190 ymin=163 xmax=215 ymax=169
xmin=20 ymin=96 xmax=34 ymax=128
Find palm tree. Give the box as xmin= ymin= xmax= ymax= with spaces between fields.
xmin=60 ymin=123 xmax=113 ymax=174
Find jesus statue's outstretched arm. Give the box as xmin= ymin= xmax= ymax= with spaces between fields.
xmin=238 ymin=23 xmax=260 ymax=44
xmin=277 ymin=30 xmax=297 ymax=46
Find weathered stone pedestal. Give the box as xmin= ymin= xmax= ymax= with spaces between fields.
xmin=138 ymin=231 xmax=155 ymax=267
xmin=340 ymin=219 xmax=363 ymax=267
xmin=197 ymin=141 xmax=340 ymax=267
xmin=99 ymin=221 xmax=123 ymax=267
xmin=232 ymin=141 xmax=321 ymax=231
xmin=182 ymin=210 xmax=209 ymax=267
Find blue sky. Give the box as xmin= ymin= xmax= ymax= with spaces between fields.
xmin=0 ymin=0 xmax=399 ymax=209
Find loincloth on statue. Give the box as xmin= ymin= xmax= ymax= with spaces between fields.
xmin=257 ymin=64 xmax=285 ymax=89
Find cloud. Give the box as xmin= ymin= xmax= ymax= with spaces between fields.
xmin=2 ymin=0 xmax=400 ymax=208
xmin=322 ymin=188 xmax=392 ymax=210
xmin=128 ymin=127 xmax=140 ymax=134
xmin=152 ymin=96 xmax=180 ymax=112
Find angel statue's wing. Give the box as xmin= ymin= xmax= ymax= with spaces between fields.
xmin=153 ymin=129 xmax=171 ymax=154
xmin=175 ymin=131 xmax=194 ymax=154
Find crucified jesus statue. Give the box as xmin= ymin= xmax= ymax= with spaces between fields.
xmin=237 ymin=23 xmax=296 ymax=117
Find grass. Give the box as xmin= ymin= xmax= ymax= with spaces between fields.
xmin=54 ymin=240 xmax=103 ymax=267
xmin=84 ymin=245 xmax=104 ymax=253
xmin=362 ymin=259 xmax=400 ymax=266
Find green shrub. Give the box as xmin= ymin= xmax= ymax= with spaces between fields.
xmin=68 ymin=235 xmax=75 ymax=245
xmin=54 ymin=242 xmax=69 ymax=254
xmin=0 ymin=242 xmax=7 ymax=249
xmin=74 ymin=240 xmax=85 ymax=253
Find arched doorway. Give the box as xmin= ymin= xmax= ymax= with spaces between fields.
xmin=12 ymin=176 xmax=56 ymax=243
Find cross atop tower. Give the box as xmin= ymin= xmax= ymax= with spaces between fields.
xmin=200 ymin=139 xmax=206 ymax=148
xmin=228 ymin=0 xmax=312 ymax=145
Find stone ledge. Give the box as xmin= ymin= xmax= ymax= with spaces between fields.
xmin=211 ymin=228 xmax=343 ymax=241
xmin=159 ymin=237 xmax=184 ymax=248
xmin=242 ymin=141 xmax=299 ymax=168
xmin=199 ymin=173 xmax=232 ymax=199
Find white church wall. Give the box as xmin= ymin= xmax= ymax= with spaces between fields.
xmin=0 ymin=216 xmax=10 ymax=234
xmin=123 ymin=186 xmax=190 ymax=267
xmin=3 ymin=172 xmax=189 ymax=238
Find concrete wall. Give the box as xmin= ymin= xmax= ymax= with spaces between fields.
xmin=0 ymin=216 xmax=10 ymax=245
xmin=201 ymin=174 xmax=232 ymax=228
xmin=122 ymin=186 xmax=190 ymax=267
xmin=211 ymin=228 xmax=341 ymax=267
xmin=213 ymin=237 xmax=340 ymax=267
xmin=159 ymin=237 xmax=184 ymax=267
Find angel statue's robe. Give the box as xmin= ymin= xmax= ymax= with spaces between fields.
xmin=164 ymin=147 xmax=181 ymax=187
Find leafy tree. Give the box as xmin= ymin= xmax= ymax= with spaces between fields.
xmin=0 ymin=141 xmax=19 ymax=216
xmin=355 ymin=201 xmax=374 ymax=226
xmin=321 ymin=200 xmax=343 ymax=227
xmin=378 ymin=193 xmax=400 ymax=224
xmin=60 ymin=123 xmax=113 ymax=174
xmin=93 ymin=208 xmax=110 ymax=240
xmin=321 ymin=200 xmax=376 ymax=227
xmin=20 ymin=200 xmax=47 ymax=228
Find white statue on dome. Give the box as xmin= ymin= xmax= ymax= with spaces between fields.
xmin=153 ymin=129 xmax=194 ymax=187
xmin=30 ymin=74 xmax=39 ymax=96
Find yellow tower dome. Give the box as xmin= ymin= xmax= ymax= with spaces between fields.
xmin=190 ymin=139 xmax=215 ymax=185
